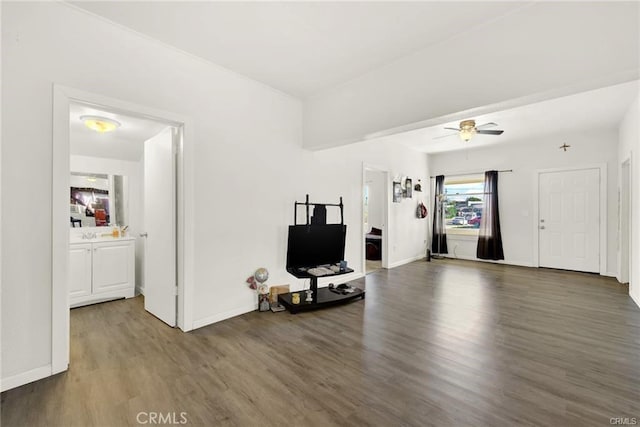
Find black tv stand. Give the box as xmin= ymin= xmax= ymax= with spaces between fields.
xmin=279 ymin=267 xmax=365 ymax=314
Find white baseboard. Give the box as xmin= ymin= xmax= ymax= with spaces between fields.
xmin=603 ymin=271 xmax=617 ymax=278
xmin=389 ymin=255 xmax=425 ymax=269
xmin=1 ymin=365 xmax=52 ymax=392
xmin=192 ymin=303 xmax=258 ymax=330
xmin=136 ymin=285 xmax=145 ymax=296
xmin=439 ymin=253 xmax=534 ymax=268
xmin=631 ymin=290 xmax=640 ymax=309
xmin=191 ymin=272 xmax=367 ymax=330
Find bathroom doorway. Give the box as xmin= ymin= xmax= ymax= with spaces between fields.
xmin=52 ymin=85 xmax=194 ymax=375
xmin=68 ymin=102 xmax=179 ymax=326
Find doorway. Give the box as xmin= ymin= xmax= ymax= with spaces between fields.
xmin=620 ymin=158 xmax=631 ymax=284
xmin=538 ymin=168 xmax=601 ymax=273
xmin=363 ymin=167 xmax=388 ymax=274
xmin=52 ymin=85 xmax=194 ymax=375
xmin=68 ymin=102 xmax=179 ymax=327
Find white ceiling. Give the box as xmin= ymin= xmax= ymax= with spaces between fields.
xmin=69 ymin=1 xmax=529 ymax=98
xmin=70 ymin=103 xmax=169 ymax=161
xmin=66 ymin=1 xmax=638 ymax=155
xmin=389 ymin=80 xmax=639 ymax=154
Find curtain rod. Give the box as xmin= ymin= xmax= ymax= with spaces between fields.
xmin=430 ymin=169 xmax=513 ymax=179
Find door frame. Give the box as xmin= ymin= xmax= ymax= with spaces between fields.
xmin=362 ymin=164 xmax=390 ymax=270
xmin=52 ymin=85 xmax=196 ymax=375
xmin=532 ymin=164 xmax=607 ymax=275
xmin=618 ymin=156 xmax=632 ymax=284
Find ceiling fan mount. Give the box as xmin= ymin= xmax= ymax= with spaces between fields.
xmin=441 ymin=119 xmax=504 ymax=142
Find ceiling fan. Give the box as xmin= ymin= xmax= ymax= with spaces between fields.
xmin=440 ymin=119 xmax=504 ymax=142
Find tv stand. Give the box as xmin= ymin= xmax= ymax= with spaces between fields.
xmin=280 ymin=267 xmax=365 ymax=314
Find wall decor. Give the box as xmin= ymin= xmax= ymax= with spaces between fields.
xmin=393 ymin=181 xmax=402 ymax=203
xmin=405 ymin=178 xmax=413 ymax=198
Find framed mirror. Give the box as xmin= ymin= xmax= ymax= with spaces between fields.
xmin=70 ymin=172 xmax=128 ymax=227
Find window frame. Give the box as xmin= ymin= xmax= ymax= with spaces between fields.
xmin=441 ymin=175 xmax=484 ymax=236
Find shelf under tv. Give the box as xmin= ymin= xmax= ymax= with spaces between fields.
xmin=280 ymin=267 xmax=365 ymax=314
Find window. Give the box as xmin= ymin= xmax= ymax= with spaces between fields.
xmin=442 ymin=176 xmax=484 ymax=234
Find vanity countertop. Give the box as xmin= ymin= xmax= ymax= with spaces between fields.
xmin=70 ymin=235 xmax=136 ymax=244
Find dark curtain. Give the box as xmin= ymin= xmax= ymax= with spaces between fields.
xmin=431 ymin=175 xmax=448 ymax=254
xmin=477 ymin=170 xmax=504 ymax=260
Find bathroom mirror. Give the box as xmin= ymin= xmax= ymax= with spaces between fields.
xmin=70 ymin=172 xmax=128 ymax=227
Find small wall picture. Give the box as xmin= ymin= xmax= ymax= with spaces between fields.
xmin=405 ymin=178 xmax=413 ymax=198
xmin=393 ymin=181 xmax=402 ymax=203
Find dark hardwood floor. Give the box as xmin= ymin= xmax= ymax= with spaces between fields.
xmin=2 ymin=259 xmax=640 ymax=426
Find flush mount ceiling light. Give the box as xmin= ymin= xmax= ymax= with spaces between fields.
xmin=80 ymin=115 xmax=121 ymax=133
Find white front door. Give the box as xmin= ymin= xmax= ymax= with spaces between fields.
xmin=538 ymin=168 xmax=600 ymax=273
xmin=143 ymin=127 xmax=177 ymax=326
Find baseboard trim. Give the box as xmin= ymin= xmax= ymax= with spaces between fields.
xmin=1 ymin=365 xmax=52 ymax=392
xmin=389 ymin=255 xmax=425 ymax=269
xmin=603 ymin=271 xmax=617 ymax=278
xmin=136 ymin=285 xmax=145 ymax=296
xmin=192 ymin=303 xmax=258 ymax=330
xmin=631 ymin=291 xmax=640 ymax=309
xmin=438 ymin=253 xmax=534 ymax=268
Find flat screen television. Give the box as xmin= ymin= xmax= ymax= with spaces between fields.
xmin=286 ymin=224 xmax=346 ymax=270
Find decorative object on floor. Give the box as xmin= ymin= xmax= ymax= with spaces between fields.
xmin=559 ymin=143 xmax=571 ymax=152
xmin=269 ymin=284 xmax=289 ymax=312
xmin=246 ymin=268 xmax=271 ymax=311
xmin=258 ymin=294 xmax=271 ymax=312
xmin=414 ymin=179 xmax=422 ymax=192
xmin=393 ymin=181 xmax=402 ymax=202
xmin=305 ymin=289 xmax=313 ymax=302
xmin=291 ymin=293 xmax=300 ymax=304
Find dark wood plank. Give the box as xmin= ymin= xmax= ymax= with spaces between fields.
xmin=2 ymin=259 xmax=640 ymax=426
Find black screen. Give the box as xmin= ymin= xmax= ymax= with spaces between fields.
xmin=286 ymin=224 xmax=347 ymax=269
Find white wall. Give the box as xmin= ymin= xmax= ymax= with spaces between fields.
xmin=303 ymin=3 xmax=639 ymax=149
xmin=618 ymin=95 xmax=640 ymax=307
xmin=312 ymin=140 xmax=429 ymax=271
xmin=1 ymin=2 xmax=428 ymax=388
xmin=428 ymin=129 xmax=619 ymax=274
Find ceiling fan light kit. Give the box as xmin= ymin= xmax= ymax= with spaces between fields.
xmin=459 ymin=120 xmax=477 ymax=141
xmin=441 ymin=119 xmax=504 ymax=142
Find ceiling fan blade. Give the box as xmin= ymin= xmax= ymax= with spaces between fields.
xmin=476 ymin=129 xmax=504 ymax=135
xmin=476 ymin=122 xmax=498 ymax=129
xmin=432 ymin=133 xmax=458 ymax=140
xmin=443 ymin=127 xmax=461 ymax=132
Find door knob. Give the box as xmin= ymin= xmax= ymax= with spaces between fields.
xmin=139 ymin=232 xmax=148 ymax=238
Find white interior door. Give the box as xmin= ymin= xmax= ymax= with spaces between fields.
xmin=538 ymin=168 xmax=600 ymax=273
xmin=143 ymin=127 xmax=176 ymax=326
